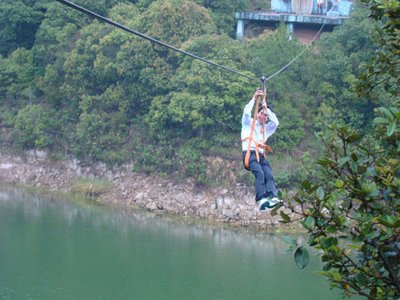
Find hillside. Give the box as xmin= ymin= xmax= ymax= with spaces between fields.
xmin=0 ymin=0 xmax=379 ymax=188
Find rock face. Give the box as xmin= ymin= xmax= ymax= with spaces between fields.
xmin=0 ymin=151 xmax=285 ymax=228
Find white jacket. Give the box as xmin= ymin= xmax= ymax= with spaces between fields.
xmin=241 ymin=98 xmax=279 ymax=153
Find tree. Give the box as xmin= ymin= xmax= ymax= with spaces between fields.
xmin=194 ymin=0 xmax=251 ymax=37
xmin=356 ymin=0 xmax=399 ymax=103
xmin=135 ymin=0 xmax=216 ymax=46
xmin=309 ymin=4 xmax=378 ymax=131
xmin=285 ymin=122 xmax=399 ymax=298
xmin=145 ymin=34 xmax=252 ymax=143
xmin=14 ymin=104 xmax=60 ymax=149
xmin=107 ymin=2 xmax=140 ymax=26
xmin=33 ymin=2 xmax=87 ymax=67
xmin=0 ymin=48 xmax=38 ymax=115
xmin=284 ymin=1 xmax=400 ymax=299
xmin=0 ymin=0 xmax=46 ymax=56
xmin=71 ymin=85 xmax=130 ymax=164
xmin=1 ymin=0 xmax=396 ymax=191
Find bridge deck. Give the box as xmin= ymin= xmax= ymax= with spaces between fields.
xmin=236 ymin=11 xmax=347 ymax=26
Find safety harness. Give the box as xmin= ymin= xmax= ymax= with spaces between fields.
xmin=242 ymin=81 xmax=273 ymax=171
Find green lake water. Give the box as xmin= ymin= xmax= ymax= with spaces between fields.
xmin=0 ymin=187 xmax=342 ymax=300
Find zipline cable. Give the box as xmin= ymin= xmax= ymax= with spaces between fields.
xmin=55 ymin=0 xmax=326 ymax=84
xmin=55 ymin=0 xmax=258 ymax=82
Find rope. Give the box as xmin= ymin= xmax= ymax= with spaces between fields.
xmin=55 ymin=0 xmax=258 ymax=82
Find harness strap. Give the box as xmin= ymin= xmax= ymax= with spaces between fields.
xmin=242 ymin=84 xmax=273 ymax=171
xmin=242 ymin=93 xmax=260 ymax=170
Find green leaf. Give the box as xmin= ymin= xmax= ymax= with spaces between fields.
xmin=317 ymin=158 xmax=335 ymax=167
xmin=323 ymin=263 xmax=332 ymax=271
xmin=320 ymin=236 xmax=338 ymax=248
xmin=374 ymin=117 xmax=388 ymax=124
xmin=377 ymin=107 xmax=394 ymax=119
xmin=347 ymin=133 xmax=361 ymax=143
xmin=358 ymin=165 xmax=367 ymax=174
xmin=348 ymin=244 xmax=361 ymax=250
xmin=367 ymin=166 xmax=377 ymax=176
xmin=331 ymin=271 xmax=342 ymax=281
xmin=378 ymin=216 xmax=399 ymax=228
xmin=355 ymin=272 xmax=367 ymax=285
xmin=294 ymin=246 xmax=309 ymax=269
xmin=270 ymin=204 xmax=282 ymax=216
xmin=301 ymin=180 xmax=311 ymax=190
xmin=336 ymin=180 xmax=344 ymax=188
xmin=293 ymin=196 xmax=303 ymax=204
xmin=308 ymin=236 xmax=318 ymax=246
xmin=350 ymin=153 xmax=358 ymax=162
xmin=280 ymin=211 xmax=290 ymax=223
xmin=326 ymin=225 xmax=337 ymax=233
xmin=302 ymin=216 xmax=315 ymax=230
xmin=394 ymin=219 xmax=400 ymax=228
xmin=281 ymin=235 xmax=297 ymax=247
xmin=387 ymin=121 xmax=396 ymax=136
xmin=316 ymin=187 xmax=325 ymax=200
xmin=337 ymin=157 xmax=351 ymax=167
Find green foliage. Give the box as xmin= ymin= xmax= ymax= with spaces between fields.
xmin=194 ymin=0 xmax=252 ymax=36
xmin=2 ymin=5 xmax=399 ymax=299
xmin=34 ymin=2 xmax=87 ymax=67
xmin=107 ymin=2 xmax=140 ymax=25
xmin=70 ymin=85 xmax=130 ymax=164
xmin=0 ymin=0 xmax=390 ymax=189
xmin=133 ymin=142 xmax=175 ymax=175
xmin=286 ymin=123 xmax=400 ymax=298
xmin=177 ymin=143 xmax=207 ymax=185
xmin=136 ymin=0 xmax=216 ymax=46
xmin=145 ymin=34 xmax=252 ymax=142
xmin=14 ymin=104 xmax=60 ymax=149
xmin=356 ymin=0 xmax=400 ymax=102
xmin=251 ymin=0 xmax=270 ymax=10
xmin=294 ymin=245 xmax=309 ymax=269
xmin=62 ymin=21 xmax=113 ymax=94
xmin=268 ymin=152 xmax=315 ymax=189
xmin=0 ymin=48 xmax=39 ymax=112
xmin=283 ymin=2 xmax=400 ymax=298
xmin=0 ymin=0 xmax=46 ymax=56
xmin=308 ymin=5 xmax=377 ymax=131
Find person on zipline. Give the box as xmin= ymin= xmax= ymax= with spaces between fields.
xmin=241 ymin=89 xmax=282 ymax=211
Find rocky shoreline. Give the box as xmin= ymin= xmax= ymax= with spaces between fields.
xmin=0 ymin=150 xmax=288 ymax=228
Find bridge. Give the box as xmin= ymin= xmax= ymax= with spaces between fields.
xmin=236 ymin=0 xmax=353 ymax=42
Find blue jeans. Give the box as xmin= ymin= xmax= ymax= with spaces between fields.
xmin=242 ymin=151 xmax=277 ymax=201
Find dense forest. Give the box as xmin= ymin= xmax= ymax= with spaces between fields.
xmin=1 ymin=1 xmax=399 ymax=298
xmin=0 ymin=0 xmax=391 ymax=187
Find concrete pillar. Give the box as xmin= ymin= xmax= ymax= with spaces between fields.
xmin=236 ymin=19 xmax=244 ymax=40
xmin=287 ymin=22 xmax=294 ymax=40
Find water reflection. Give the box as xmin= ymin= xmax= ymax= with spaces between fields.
xmin=0 ymin=187 xmax=286 ymax=253
xmin=0 ymin=187 xmax=340 ymax=300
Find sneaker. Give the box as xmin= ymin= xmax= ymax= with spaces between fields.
xmin=258 ymin=197 xmax=283 ymax=211
xmin=258 ymin=198 xmax=270 ymax=211
xmin=269 ymin=197 xmax=283 ymax=208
